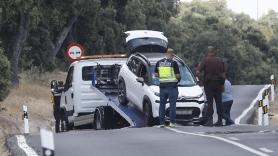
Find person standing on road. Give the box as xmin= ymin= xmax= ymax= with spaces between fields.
xmin=222 ymin=79 xmax=235 ymax=125
xmin=51 ymin=80 xmax=62 ymax=133
xmin=155 ymin=48 xmax=181 ymax=127
xmin=196 ymin=46 xmax=225 ymax=126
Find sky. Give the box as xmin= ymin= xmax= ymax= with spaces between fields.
xmin=181 ymin=0 xmax=278 ymax=19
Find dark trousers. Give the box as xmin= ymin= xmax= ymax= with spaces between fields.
xmin=223 ymin=100 xmax=234 ymax=125
xmin=159 ymin=86 xmax=179 ymax=124
xmin=204 ymin=80 xmax=223 ymax=122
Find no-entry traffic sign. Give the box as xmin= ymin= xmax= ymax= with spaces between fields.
xmin=65 ymin=43 xmax=85 ymax=62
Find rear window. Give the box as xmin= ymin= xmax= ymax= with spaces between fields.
xmin=82 ymin=66 xmax=93 ymax=81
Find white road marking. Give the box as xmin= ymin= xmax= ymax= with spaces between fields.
xmin=228 ymin=137 xmax=240 ymax=141
xmin=235 ymin=85 xmax=270 ymax=124
xmin=16 ymin=135 xmax=39 ymax=156
xmin=166 ymin=127 xmax=269 ymax=156
xmin=259 ymin=147 xmax=273 ymax=153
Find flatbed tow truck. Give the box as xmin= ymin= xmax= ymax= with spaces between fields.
xmin=51 ymin=54 xmax=145 ymax=132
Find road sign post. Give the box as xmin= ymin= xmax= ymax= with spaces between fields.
xmin=23 ymin=105 xmax=29 ymax=134
xmin=270 ymin=75 xmax=275 ymax=102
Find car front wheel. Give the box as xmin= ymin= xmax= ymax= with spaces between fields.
xmin=143 ymin=100 xmax=154 ymax=127
xmin=118 ymin=80 xmax=129 ymax=106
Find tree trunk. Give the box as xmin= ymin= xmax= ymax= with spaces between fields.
xmin=48 ymin=15 xmax=79 ymax=64
xmin=9 ymin=11 xmax=30 ymax=86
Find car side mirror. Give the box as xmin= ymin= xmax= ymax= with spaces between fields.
xmin=196 ymin=77 xmax=200 ymax=84
xmin=136 ymin=77 xmax=144 ymax=86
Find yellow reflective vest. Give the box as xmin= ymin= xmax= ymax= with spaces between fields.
xmin=158 ymin=60 xmax=178 ymax=83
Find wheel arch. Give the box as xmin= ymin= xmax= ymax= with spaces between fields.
xmin=143 ymin=95 xmax=153 ymax=116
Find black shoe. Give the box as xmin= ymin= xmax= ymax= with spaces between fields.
xmin=226 ymin=121 xmax=235 ymax=126
xmin=204 ymin=119 xmax=213 ymax=127
xmin=213 ymin=121 xmax=223 ymax=127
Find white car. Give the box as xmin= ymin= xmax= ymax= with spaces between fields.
xmin=118 ymin=30 xmax=207 ymax=125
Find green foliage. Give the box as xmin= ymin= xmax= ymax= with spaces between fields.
xmin=0 ymin=48 xmax=10 ymax=101
xmin=0 ymin=0 xmax=278 ymax=85
xmin=166 ymin=0 xmax=276 ymax=84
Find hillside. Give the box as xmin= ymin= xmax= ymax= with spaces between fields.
xmin=0 ymin=71 xmax=66 ymax=155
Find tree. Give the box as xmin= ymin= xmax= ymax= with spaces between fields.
xmin=0 ymin=48 xmax=10 ymax=101
xmin=166 ymin=0 xmax=271 ymax=84
xmin=0 ymin=0 xmax=40 ymax=86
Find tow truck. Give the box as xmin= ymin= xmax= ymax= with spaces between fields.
xmin=51 ymin=54 xmax=144 ymax=132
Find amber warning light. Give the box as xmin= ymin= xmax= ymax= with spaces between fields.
xmin=65 ymin=43 xmax=127 ymax=62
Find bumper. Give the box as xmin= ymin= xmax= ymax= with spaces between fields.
xmin=153 ymin=100 xmax=206 ymax=120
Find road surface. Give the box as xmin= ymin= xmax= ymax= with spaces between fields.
xmin=7 ymin=85 xmax=278 ymax=156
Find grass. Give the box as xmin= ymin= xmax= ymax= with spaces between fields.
xmin=0 ymin=70 xmax=66 ymax=155
xmin=0 ymin=70 xmax=66 ymax=132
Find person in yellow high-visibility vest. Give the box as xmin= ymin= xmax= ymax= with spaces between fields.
xmin=155 ymin=48 xmax=181 ymax=127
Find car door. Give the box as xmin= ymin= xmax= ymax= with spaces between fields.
xmin=124 ymin=57 xmax=141 ymax=106
xmin=132 ymin=62 xmax=149 ymax=110
xmin=62 ymin=66 xmax=74 ymax=112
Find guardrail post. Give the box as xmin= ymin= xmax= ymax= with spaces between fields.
xmin=270 ymin=75 xmax=275 ymax=102
xmin=262 ymin=90 xmax=269 ymax=126
xmin=258 ymin=93 xmax=263 ymax=126
xmin=40 ymin=129 xmax=55 ymax=156
xmin=23 ymin=105 xmax=30 ymax=134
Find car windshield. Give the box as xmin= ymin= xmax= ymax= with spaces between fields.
xmin=150 ymin=64 xmax=196 ymax=87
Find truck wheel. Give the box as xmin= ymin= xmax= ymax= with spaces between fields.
xmin=118 ymin=80 xmax=129 ymax=106
xmin=94 ymin=106 xmax=113 ymax=130
xmin=143 ymin=101 xmax=154 ymax=127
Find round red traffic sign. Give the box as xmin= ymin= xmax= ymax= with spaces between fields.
xmin=65 ymin=43 xmax=85 ymax=62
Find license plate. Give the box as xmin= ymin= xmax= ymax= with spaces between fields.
xmin=176 ymin=109 xmax=192 ymax=115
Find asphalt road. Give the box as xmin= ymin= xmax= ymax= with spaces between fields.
xmin=7 ymin=85 xmax=278 ymax=156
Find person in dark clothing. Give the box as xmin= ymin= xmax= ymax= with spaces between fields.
xmin=53 ymin=96 xmax=62 ymax=132
xmin=155 ymin=48 xmax=181 ymax=127
xmin=51 ymin=80 xmax=62 ymax=133
xmin=197 ymin=46 xmax=225 ymax=126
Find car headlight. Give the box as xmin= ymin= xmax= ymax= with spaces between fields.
xmin=196 ymin=93 xmax=204 ymax=99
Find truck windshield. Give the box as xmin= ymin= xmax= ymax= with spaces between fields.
xmin=150 ymin=64 xmax=196 ymax=87
xmin=82 ymin=65 xmax=121 ymax=90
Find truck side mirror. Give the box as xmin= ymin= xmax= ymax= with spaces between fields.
xmin=51 ymin=80 xmax=58 ymax=94
xmin=136 ymin=77 xmax=144 ymax=86
xmin=58 ymin=81 xmax=64 ymax=87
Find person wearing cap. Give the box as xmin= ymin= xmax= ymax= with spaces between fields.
xmin=155 ymin=48 xmax=181 ymax=127
xmin=197 ymin=46 xmax=225 ymax=126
